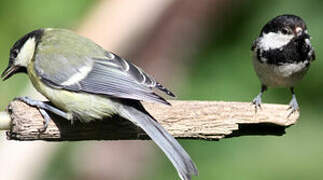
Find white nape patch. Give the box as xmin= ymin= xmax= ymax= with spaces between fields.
xmin=61 ymin=66 xmax=92 ymax=86
xmin=259 ymin=32 xmax=294 ymax=51
xmin=16 ymin=37 xmax=36 ymax=67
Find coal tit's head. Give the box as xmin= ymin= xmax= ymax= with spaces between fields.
xmin=254 ymin=14 xmax=311 ymax=51
xmin=252 ymin=14 xmax=315 ymax=65
xmin=261 ymin=15 xmax=307 ymax=36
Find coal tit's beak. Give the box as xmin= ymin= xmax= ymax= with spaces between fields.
xmin=295 ymin=26 xmax=310 ymax=39
xmin=1 ymin=64 xmax=18 ymax=81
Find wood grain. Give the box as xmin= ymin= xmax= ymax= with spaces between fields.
xmin=6 ymin=100 xmax=299 ymax=141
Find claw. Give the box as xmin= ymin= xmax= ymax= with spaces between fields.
xmin=14 ymin=96 xmax=72 ymax=131
xmin=38 ymin=108 xmax=51 ymax=132
xmin=287 ymin=94 xmax=299 ymax=117
xmin=15 ymin=96 xmax=51 ymax=132
xmin=252 ymin=93 xmax=263 ymax=113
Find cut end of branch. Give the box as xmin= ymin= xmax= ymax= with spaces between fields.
xmin=4 ymin=100 xmax=299 ymax=141
xmin=0 ymin=111 xmax=11 ymax=130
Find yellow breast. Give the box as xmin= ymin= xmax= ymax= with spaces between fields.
xmin=27 ymin=61 xmax=117 ymax=122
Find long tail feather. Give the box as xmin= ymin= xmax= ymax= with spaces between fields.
xmin=119 ymin=101 xmax=198 ymax=180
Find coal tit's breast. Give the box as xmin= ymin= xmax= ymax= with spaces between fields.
xmin=256 ymin=35 xmax=313 ymax=65
xmin=252 ymin=54 xmax=309 ymax=87
xmin=252 ymin=36 xmax=313 ymax=87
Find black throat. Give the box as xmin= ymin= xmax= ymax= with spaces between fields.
xmin=256 ymin=37 xmax=313 ymax=65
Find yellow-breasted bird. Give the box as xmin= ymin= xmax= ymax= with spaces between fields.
xmin=1 ymin=28 xmax=198 ymax=180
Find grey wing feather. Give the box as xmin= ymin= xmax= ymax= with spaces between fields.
xmin=105 ymin=54 xmax=175 ymax=97
xmin=119 ymin=101 xmax=198 ymax=180
xmin=78 ymin=54 xmax=171 ymax=104
xmin=35 ymin=51 xmax=173 ymax=105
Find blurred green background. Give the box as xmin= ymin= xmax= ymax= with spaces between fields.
xmin=1 ymin=0 xmax=323 ymax=180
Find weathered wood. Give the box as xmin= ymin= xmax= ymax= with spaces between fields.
xmin=5 ymin=100 xmax=299 ymax=141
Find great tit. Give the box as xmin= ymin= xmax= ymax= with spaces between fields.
xmin=1 ymin=28 xmax=198 ymax=180
xmin=251 ymin=15 xmax=315 ymax=115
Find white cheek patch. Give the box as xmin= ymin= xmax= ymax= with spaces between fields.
xmin=16 ymin=37 xmax=36 ymax=67
xmin=259 ymin=32 xmax=294 ymax=51
xmin=61 ymin=65 xmax=92 ymax=86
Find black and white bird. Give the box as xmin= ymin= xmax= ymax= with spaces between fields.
xmin=251 ymin=14 xmax=315 ymax=114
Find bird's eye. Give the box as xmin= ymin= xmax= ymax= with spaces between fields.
xmin=11 ymin=49 xmax=19 ymax=58
xmin=281 ymin=28 xmax=290 ymax=35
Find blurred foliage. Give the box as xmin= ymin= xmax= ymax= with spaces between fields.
xmin=1 ymin=0 xmax=323 ymax=180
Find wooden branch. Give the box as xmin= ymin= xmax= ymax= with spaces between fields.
xmin=3 ymin=100 xmax=299 ymax=141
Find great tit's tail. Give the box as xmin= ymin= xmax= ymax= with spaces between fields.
xmin=119 ymin=101 xmax=198 ymax=180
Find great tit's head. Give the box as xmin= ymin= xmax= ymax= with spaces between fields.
xmin=257 ymin=14 xmax=311 ymax=51
xmin=2 ymin=29 xmax=43 ymax=80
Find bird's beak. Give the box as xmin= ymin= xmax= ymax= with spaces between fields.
xmin=295 ymin=27 xmax=303 ymax=36
xmin=1 ymin=65 xmax=18 ymax=81
xmin=295 ymin=26 xmax=310 ymax=39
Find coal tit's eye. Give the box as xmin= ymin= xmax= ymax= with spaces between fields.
xmin=281 ymin=28 xmax=290 ymax=35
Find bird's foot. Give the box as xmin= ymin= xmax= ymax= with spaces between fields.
xmin=14 ymin=96 xmax=72 ymax=132
xmin=252 ymin=94 xmax=262 ymax=113
xmin=14 ymin=96 xmax=52 ymax=132
xmin=287 ymin=95 xmax=299 ymax=117
xmin=38 ymin=108 xmax=51 ymax=132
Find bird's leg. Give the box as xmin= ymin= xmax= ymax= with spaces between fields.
xmin=252 ymin=84 xmax=267 ymax=112
xmin=287 ymin=87 xmax=299 ymax=117
xmin=38 ymin=108 xmax=51 ymax=132
xmin=14 ymin=96 xmax=72 ymax=132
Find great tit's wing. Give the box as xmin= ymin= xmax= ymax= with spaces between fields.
xmin=34 ymin=50 xmax=174 ymax=105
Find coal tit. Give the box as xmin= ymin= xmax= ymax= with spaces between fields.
xmin=251 ymin=14 xmax=315 ymax=114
